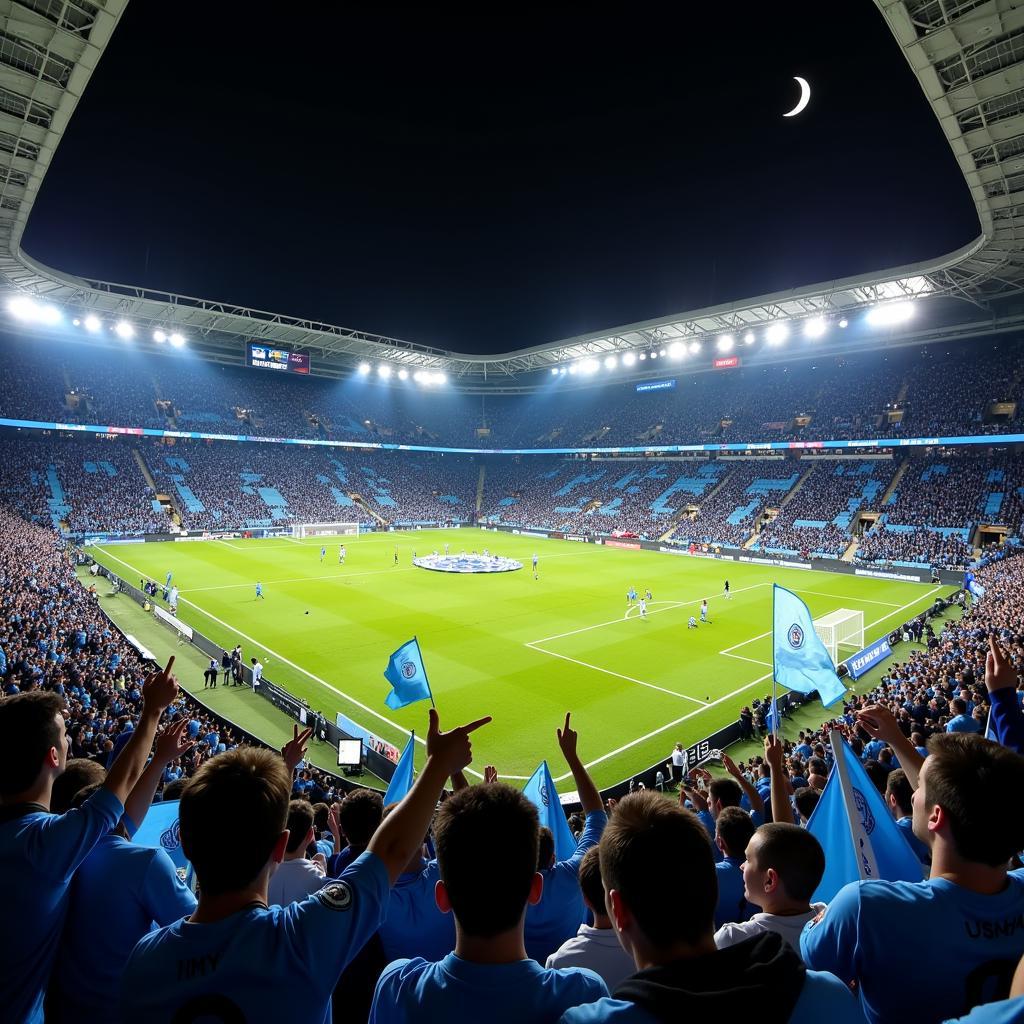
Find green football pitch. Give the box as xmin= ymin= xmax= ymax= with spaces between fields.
xmin=91 ymin=528 xmax=953 ymax=791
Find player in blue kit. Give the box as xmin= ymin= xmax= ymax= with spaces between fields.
xmin=0 ymin=658 xmax=181 ymax=1024
xmin=700 ymin=599 xmax=710 ymax=624
xmin=121 ymin=709 xmax=490 ymax=1024
xmin=558 ymin=792 xmax=862 ymax=1024
xmin=801 ymin=727 xmax=1024 ymax=1024
xmin=320 ymin=545 xmax=326 ymax=563
xmin=255 ymin=580 xmax=264 ymax=600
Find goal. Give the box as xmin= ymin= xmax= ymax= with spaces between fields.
xmin=291 ymin=522 xmax=361 ymax=539
xmin=813 ymin=609 xmax=865 ymax=665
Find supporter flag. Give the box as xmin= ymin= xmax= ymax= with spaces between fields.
xmin=133 ymin=799 xmax=191 ymax=879
xmin=807 ymin=730 xmax=924 ymax=903
xmin=772 ymin=585 xmax=846 ymax=708
xmin=965 ymin=571 xmax=986 ymax=600
xmin=384 ymin=731 xmax=416 ymax=805
xmin=383 ymin=637 xmax=434 ymax=710
xmin=523 ymin=760 xmax=576 ymax=862
xmin=765 ymin=697 xmax=780 ymax=735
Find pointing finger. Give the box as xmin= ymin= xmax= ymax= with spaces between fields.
xmin=162 ymin=655 xmax=175 ymax=676
xmin=460 ymin=716 xmax=493 ymax=734
xmin=428 ymin=708 xmax=440 ymax=734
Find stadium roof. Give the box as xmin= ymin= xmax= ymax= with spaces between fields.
xmin=0 ymin=0 xmax=1023 ymax=387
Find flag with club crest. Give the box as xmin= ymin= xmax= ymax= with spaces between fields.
xmin=523 ymin=760 xmax=576 ymax=861
xmin=383 ymin=637 xmax=433 ymax=710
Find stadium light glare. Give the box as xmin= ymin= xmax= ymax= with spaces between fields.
xmin=550 ymin=367 xmax=559 ymax=376
xmin=357 ymin=362 xmax=371 ymax=375
xmin=568 ymin=364 xmax=578 ymax=375
xmin=581 ymin=358 xmax=600 ymax=375
xmin=650 ymin=352 xmax=658 ymax=360
xmin=36 ymin=304 xmax=61 ymax=326
xmin=84 ymin=314 xmax=102 ymax=333
xmin=866 ymin=301 xmax=914 ymax=327
xmin=153 ymin=329 xmax=167 ymax=343
xmin=435 ymin=372 xmax=447 ymax=385
xmin=668 ymin=342 xmax=685 ymax=360
xmin=838 ymin=318 xmax=849 ymax=329
xmin=169 ymin=332 xmax=186 ymax=348
xmin=622 ymin=352 xmax=636 ymax=367
xmin=559 ymin=367 xmax=567 ymax=375
xmin=744 ymin=331 xmax=755 ymax=345
xmin=716 ymin=334 xmax=734 ymax=353
xmin=604 ymin=355 xmax=617 ymax=369
xmin=688 ymin=341 xmax=701 ymax=355
xmin=114 ymin=321 xmax=134 ymax=340
xmin=377 ymin=364 xmax=392 ymax=379
xmin=765 ymin=322 xmax=789 ymax=345
xmin=72 ymin=318 xmax=81 ymax=327
xmin=398 ymin=368 xmax=409 ymax=380
xmin=7 ymin=296 xmax=37 ymax=320
xmin=803 ymin=316 xmax=827 ymax=339
xmin=659 ymin=349 xmax=667 ymax=357
xmin=639 ymin=353 xmax=647 ymax=360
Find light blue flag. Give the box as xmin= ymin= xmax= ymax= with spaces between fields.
xmin=383 ymin=637 xmax=433 ymax=710
xmin=807 ymin=732 xmax=924 ymax=903
xmin=523 ymin=760 xmax=577 ymax=862
xmin=384 ymin=731 xmax=416 ymax=805
xmin=765 ymin=697 xmax=780 ymax=735
xmin=773 ymin=585 xmax=847 ymax=708
xmin=133 ymin=799 xmax=191 ymax=879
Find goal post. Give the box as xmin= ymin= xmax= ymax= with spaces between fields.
xmin=291 ymin=522 xmax=361 ymax=539
xmin=813 ymin=608 xmax=865 ymax=665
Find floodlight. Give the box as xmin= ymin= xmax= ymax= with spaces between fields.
xmin=169 ymin=332 xmax=186 ymax=348
xmin=435 ymin=372 xmax=447 ymax=384
xmin=7 ymin=297 xmax=37 ymax=320
xmin=639 ymin=353 xmax=647 ymax=360
xmin=568 ymin=364 xmax=578 ymax=375
xmin=36 ymin=304 xmax=61 ymax=326
xmin=72 ymin=318 xmax=81 ymax=327
xmin=688 ymin=341 xmax=701 ymax=355
xmin=866 ymin=302 xmax=914 ymax=327
xmin=114 ymin=321 xmax=134 ymax=340
xmin=581 ymin=359 xmax=600 ymax=375
xmin=650 ymin=352 xmax=658 ymax=360
xmin=803 ymin=317 xmax=826 ymax=339
xmin=744 ymin=331 xmax=755 ymax=345
xmin=717 ymin=334 xmax=734 ymax=353
xmin=668 ymin=342 xmax=685 ymax=360
xmin=377 ymin=365 xmax=391 ymax=378
xmin=622 ymin=352 xmax=636 ymax=366
xmin=838 ymin=318 xmax=849 ymax=329
xmin=551 ymin=367 xmax=559 ymax=376
xmin=84 ymin=315 xmax=102 ymax=333
xmin=659 ymin=349 xmax=667 ymax=357
xmin=559 ymin=367 xmax=567 ymax=375
xmin=604 ymin=355 xmax=617 ymax=369
xmin=765 ymin=322 xmax=789 ymax=345
xmin=153 ymin=329 xmax=167 ymax=343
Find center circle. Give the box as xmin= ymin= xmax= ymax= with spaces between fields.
xmin=413 ymin=553 xmax=523 ymax=574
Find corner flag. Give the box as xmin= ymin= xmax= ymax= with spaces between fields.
xmin=383 ymin=637 xmax=434 ymax=710
xmin=523 ymin=760 xmax=577 ymax=862
xmin=807 ymin=730 xmax=924 ymax=902
xmin=384 ymin=731 xmax=416 ymax=805
xmin=773 ymin=584 xmax=847 ymax=708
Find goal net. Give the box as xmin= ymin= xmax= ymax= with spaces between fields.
xmin=291 ymin=522 xmax=360 ymax=539
xmin=813 ymin=608 xmax=865 ymax=665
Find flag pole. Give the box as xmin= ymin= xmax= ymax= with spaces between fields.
xmin=771 ymin=584 xmax=779 ymax=740
xmin=415 ymin=635 xmax=436 ymax=708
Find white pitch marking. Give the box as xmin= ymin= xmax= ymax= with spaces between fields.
xmin=524 ymin=642 xmax=707 ymax=705
xmin=91 ymin=547 xmax=486 ymax=777
xmin=790 ymin=587 xmax=902 ymax=608
xmin=184 ymin=567 xmax=416 ymax=592
xmin=722 ymin=653 xmax=773 ymax=668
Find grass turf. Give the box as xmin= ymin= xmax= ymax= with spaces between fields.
xmin=90 ymin=528 xmax=954 ymax=791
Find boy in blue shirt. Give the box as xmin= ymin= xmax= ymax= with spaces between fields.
xmin=712 ymin=807 xmax=756 ymax=929
xmin=526 ymin=713 xmax=608 ymax=963
xmin=370 ymin=781 xmax=609 ymax=1023
xmin=121 ymin=708 xmax=489 ymax=1024
xmin=802 ymin=732 xmax=1024 ymax=1024
xmin=559 ymin=791 xmax=861 ymax=1024
xmin=0 ymin=657 xmax=181 ymax=1024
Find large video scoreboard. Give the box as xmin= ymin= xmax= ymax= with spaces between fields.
xmin=246 ymin=342 xmax=310 ymax=374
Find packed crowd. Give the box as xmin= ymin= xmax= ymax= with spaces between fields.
xmin=3 ymin=332 xmax=1024 ymax=450
xmin=855 ymin=525 xmax=976 ymax=568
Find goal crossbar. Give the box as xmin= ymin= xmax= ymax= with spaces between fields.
xmin=813 ymin=608 xmax=865 ymax=665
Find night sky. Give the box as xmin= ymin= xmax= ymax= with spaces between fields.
xmin=23 ymin=4 xmax=978 ymax=354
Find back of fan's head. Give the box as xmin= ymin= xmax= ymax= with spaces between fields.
xmin=0 ymin=691 xmax=65 ymax=797
xmin=600 ymin=790 xmax=716 ymax=948
xmin=433 ymin=783 xmax=539 ymax=937
xmin=179 ymin=748 xmax=291 ymax=897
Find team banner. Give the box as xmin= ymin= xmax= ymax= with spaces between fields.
xmin=845 ymin=635 xmax=893 ymax=680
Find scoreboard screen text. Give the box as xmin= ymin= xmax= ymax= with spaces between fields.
xmin=247 ymin=343 xmax=310 ymax=374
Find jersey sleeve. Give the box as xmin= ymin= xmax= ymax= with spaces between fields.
xmin=140 ymin=847 xmax=198 ymax=926
xmin=26 ymin=785 xmax=123 ymax=881
xmin=283 ymin=850 xmax=391 ymax=982
xmin=799 ymin=881 xmax=863 ymax=984
xmin=369 ymin=959 xmax=416 ymax=1024
xmin=989 ymin=687 xmax=1024 ymax=755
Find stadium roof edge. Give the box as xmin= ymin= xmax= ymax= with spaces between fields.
xmin=0 ymin=0 xmax=1022 ymax=388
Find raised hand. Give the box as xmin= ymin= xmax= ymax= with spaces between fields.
xmin=722 ymin=753 xmax=741 ymax=778
xmin=141 ymin=656 xmax=178 ymax=714
xmin=556 ymin=712 xmax=578 ymax=763
xmin=764 ymin=733 xmax=785 ymax=773
xmin=154 ymin=717 xmax=195 ymax=765
xmin=856 ymin=704 xmax=901 ymax=743
xmin=986 ymin=634 xmax=1016 ymax=693
xmin=426 ymin=708 xmax=491 ymax=776
xmin=484 ymin=765 xmax=499 ymax=784
xmin=281 ymin=723 xmax=314 ymax=771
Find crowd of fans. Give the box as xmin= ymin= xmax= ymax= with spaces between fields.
xmin=4 ymin=333 xmax=1024 ymax=450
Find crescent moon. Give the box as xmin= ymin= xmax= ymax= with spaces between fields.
xmin=783 ymin=76 xmax=811 ymax=118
